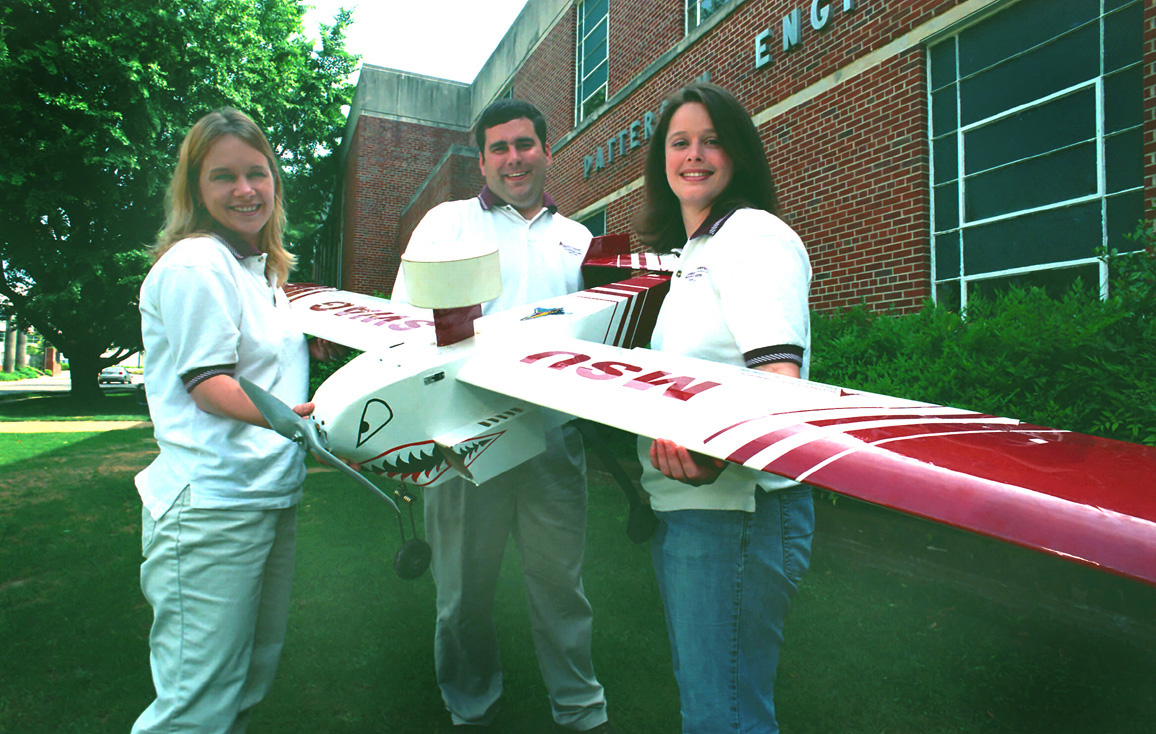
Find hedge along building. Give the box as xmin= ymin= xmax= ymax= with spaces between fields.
xmin=316 ymin=0 xmax=1148 ymax=313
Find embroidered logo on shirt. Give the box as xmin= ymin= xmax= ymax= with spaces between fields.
xmin=559 ymin=242 xmax=583 ymax=257
xmin=684 ymin=266 xmax=709 ymax=282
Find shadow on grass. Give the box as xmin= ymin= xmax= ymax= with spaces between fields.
xmin=0 ymin=391 xmax=150 ymax=422
xmin=1 ymin=429 xmax=1154 ymax=733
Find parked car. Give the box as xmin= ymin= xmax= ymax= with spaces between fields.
xmin=99 ymin=366 xmax=132 ymax=385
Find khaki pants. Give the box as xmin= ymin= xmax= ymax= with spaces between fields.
xmin=133 ymin=487 xmax=298 ymax=734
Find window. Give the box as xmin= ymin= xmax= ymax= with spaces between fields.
xmin=576 ymin=0 xmax=608 ymax=122
xmin=686 ymin=0 xmax=732 ymax=35
xmin=578 ymin=209 xmax=606 ymax=237
xmin=927 ymin=0 xmax=1142 ymax=309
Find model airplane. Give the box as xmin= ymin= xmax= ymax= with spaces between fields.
xmin=246 ymin=235 xmax=1156 ymax=587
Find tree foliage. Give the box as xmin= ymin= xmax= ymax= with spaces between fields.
xmin=0 ymin=0 xmax=356 ymax=398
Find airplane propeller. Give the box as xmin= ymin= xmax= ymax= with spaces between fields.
xmin=239 ymin=377 xmax=432 ymax=580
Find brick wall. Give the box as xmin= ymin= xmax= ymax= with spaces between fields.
xmin=398 ymin=150 xmax=486 ymax=257
xmin=509 ymin=8 xmax=577 ymax=153
xmin=344 ymin=116 xmax=470 ymax=295
xmin=341 ymin=0 xmax=1153 ymax=313
xmin=609 ymin=0 xmax=684 ymax=95
xmin=777 ymin=49 xmax=930 ymax=312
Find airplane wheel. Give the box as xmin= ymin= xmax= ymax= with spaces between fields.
xmin=394 ymin=538 xmax=432 ymax=580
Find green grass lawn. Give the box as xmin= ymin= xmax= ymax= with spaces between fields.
xmin=1 ymin=425 xmax=1154 ymax=733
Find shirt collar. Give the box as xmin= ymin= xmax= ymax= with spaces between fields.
xmin=210 ymin=225 xmax=262 ymax=260
xmin=689 ymin=206 xmax=740 ymax=240
xmin=477 ymin=185 xmax=558 ymax=215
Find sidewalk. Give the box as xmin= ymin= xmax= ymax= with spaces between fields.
xmin=0 ymin=372 xmax=72 ymax=395
xmin=0 ymin=420 xmax=151 ymax=433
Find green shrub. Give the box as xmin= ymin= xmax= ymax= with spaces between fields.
xmin=812 ymin=246 xmax=1155 ymax=446
xmin=308 ymin=347 xmax=359 ymax=396
xmin=0 ymin=365 xmax=45 ymax=382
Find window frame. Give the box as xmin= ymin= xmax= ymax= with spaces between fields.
xmin=685 ymin=0 xmax=731 ymax=36
xmin=578 ymin=208 xmax=607 ymax=238
xmin=575 ymin=0 xmax=609 ymax=124
xmin=926 ymin=0 xmax=1143 ymax=310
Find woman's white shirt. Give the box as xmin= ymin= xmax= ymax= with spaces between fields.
xmin=136 ymin=235 xmax=309 ymax=519
xmin=639 ymin=208 xmax=812 ymax=512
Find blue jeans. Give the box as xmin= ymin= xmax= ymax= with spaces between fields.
xmin=651 ymin=486 xmax=815 ymax=734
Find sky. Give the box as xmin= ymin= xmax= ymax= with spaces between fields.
xmin=302 ymin=1 xmax=531 ymax=84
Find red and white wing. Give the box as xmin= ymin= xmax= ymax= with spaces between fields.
xmin=581 ymin=233 xmax=678 ymax=273
xmin=284 ymin=283 xmax=436 ymax=352
xmin=457 ymin=335 xmax=1156 ymax=587
xmin=582 ymin=251 xmax=679 ymax=272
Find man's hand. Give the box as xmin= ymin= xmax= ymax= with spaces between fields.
xmin=649 ymin=438 xmax=727 ymax=487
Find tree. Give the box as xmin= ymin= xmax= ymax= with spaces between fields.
xmin=0 ymin=0 xmax=356 ymax=399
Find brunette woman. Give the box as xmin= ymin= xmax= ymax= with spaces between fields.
xmin=635 ymin=82 xmax=814 ymax=734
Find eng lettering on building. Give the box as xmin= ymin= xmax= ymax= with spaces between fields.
xmin=755 ymin=0 xmax=860 ymax=69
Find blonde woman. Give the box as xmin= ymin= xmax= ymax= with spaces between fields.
xmin=134 ymin=108 xmax=324 ymax=733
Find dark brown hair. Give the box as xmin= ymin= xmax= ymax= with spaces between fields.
xmin=634 ymin=82 xmax=779 ymax=253
xmin=474 ymin=98 xmax=548 ymax=156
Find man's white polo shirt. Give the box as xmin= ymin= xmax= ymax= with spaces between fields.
xmin=136 ymin=235 xmax=308 ymax=519
xmin=393 ymin=188 xmax=591 ymax=312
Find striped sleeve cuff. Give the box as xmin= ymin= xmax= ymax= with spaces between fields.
xmin=743 ymin=345 xmax=804 ymax=369
xmin=181 ymin=364 xmax=236 ymax=393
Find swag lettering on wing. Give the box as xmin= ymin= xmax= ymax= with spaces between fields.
xmin=520 ymin=351 xmax=721 ymax=402
xmin=308 ymin=301 xmax=433 ymax=331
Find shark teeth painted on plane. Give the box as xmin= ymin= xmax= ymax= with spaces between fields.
xmin=368 ymin=436 xmax=497 ymax=485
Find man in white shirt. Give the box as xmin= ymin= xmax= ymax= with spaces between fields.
xmin=393 ymin=100 xmax=614 ymax=734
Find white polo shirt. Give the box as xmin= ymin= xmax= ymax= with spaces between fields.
xmin=392 ymin=188 xmax=591 ymax=313
xmin=639 ymin=207 xmax=812 ymax=512
xmin=136 ymin=234 xmax=309 ymax=519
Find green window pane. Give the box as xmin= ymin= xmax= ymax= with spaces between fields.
xmin=1105 ymin=1 xmax=1142 ymax=73
xmin=1106 ymin=190 xmax=1143 ymax=251
xmin=934 ymin=181 xmax=959 ymax=233
xmin=964 ymin=88 xmax=1094 ymax=175
xmin=931 ymin=87 xmax=957 ymax=137
xmin=965 ymin=142 xmax=1096 ymax=221
xmin=584 ymin=16 xmax=607 ymax=50
xmin=963 ymin=201 xmax=1101 ymax=275
xmin=1104 ymin=65 xmax=1142 ymax=135
xmin=932 ymin=136 xmax=957 ymax=185
xmin=582 ymin=60 xmax=607 ymax=99
xmin=960 ymin=24 xmax=1097 ymax=126
xmin=935 ymin=230 xmax=961 ymax=279
xmin=583 ymin=0 xmax=608 ymax=29
xmin=958 ymin=0 xmax=1097 ymax=76
xmin=968 ymin=262 xmax=1099 ymax=301
xmin=1106 ymin=128 xmax=1142 ymax=195
xmin=928 ymin=41 xmax=956 ymax=91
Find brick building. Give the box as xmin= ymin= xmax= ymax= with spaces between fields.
xmin=316 ymin=0 xmax=1148 ymax=313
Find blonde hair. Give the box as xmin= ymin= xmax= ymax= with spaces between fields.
xmin=153 ymin=108 xmax=296 ymax=286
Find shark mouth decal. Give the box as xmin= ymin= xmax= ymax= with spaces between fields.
xmin=365 ymin=430 xmax=506 ymax=485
